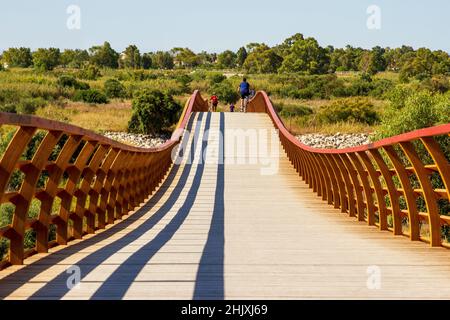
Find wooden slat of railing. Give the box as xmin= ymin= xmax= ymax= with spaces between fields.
xmin=400 ymin=141 xmax=442 ymax=246
xmin=358 ymin=152 xmax=388 ymax=230
xmin=369 ymin=149 xmax=402 ymax=235
xmin=348 ymin=153 xmax=374 ymax=223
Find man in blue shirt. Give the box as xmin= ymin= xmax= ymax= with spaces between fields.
xmin=238 ymin=77 xmax=251 ymax=113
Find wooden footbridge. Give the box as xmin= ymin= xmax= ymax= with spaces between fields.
xmin=0 ymin=91 xmax=449 ymax=299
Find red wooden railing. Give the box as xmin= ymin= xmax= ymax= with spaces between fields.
xmin=0 ymin=90 xmax=208 ymax=269
xmin=248 ymin=91 xmax=450 ymax=247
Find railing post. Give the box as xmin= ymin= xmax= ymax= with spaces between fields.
xmin=315 ymin=154 xmax=334 ymax=205
xmin=400 ymin=142 xmax=441 ymax=246
xmin=318 ymin=154 xmax=340 ymax=208
xmin=324 ymin=154 xmax=347 ymax=213
xmin=368 ymin=149 xmax=403 ymax=235
xmin=332 ymin=154 xmax=356 ymax=217
xmin=383 ymin=145 xmax=420 ymax=241
xmin=348 ymin=153 xmax=374 ymax=223
xmin=358 ymin=151 xmax=388 ymax=230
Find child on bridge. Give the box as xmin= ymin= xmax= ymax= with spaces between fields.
xmin=210 ymin=94 xmax=219 ymax=112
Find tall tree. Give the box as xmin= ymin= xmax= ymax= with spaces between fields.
xmin=329 ymin=45 xmax=363 ymax=72
xmin=275 ymin=33 xmax=305 ymax=57
xmin=32 ymin=48 xmax=61 ymax=71
xmin=197 ymin=51 xmax=216 ymax=66
xmin=278 ymin=37 xmax=330 ymax=74
xmin=246 ymin=43 xmax=265 ymax=53
xmin=399 ymin=48 xmax=439 ymax=81
xmin=371 ymin=46 xmax=387 ymax=72
xmin=171 ymin=48 xmax=199 ymax=68
xmin=2 ymin=47 xmax=33 ymax=68
xmin=89 ymin=41 xmax=119 ymax=68
xmin=217 ymin=50 xmax=237 ymax=68
xmin=119 ymin=45 xmax=141 ymax=69
xmin=153 ymin=51 xmax=174 ymax=69
xmin=243 ymin=44 xmax=283 ymax=73
xmin=60 ymin=49 xmax=89 ymax=68
xmin=358 ymin=51 xmax=378 ymax=75
xmin=431 ymin=50 xmax=450 ymax=75
xmin=141 ymin=53 xmax=154 ymax=69
xmin=236 ymin=47 xmax=248 ymax=67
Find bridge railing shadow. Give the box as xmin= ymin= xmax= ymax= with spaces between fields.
xmin=87 ymin=113 xmax=214 ymax=299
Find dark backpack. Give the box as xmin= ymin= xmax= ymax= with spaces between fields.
xmin=239 ymin=82 xmax=250 ymax=95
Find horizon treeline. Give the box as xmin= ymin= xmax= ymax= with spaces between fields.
xmin=1 ymin=33 xmax=449 ymax=82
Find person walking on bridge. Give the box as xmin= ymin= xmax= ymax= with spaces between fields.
xmin=210 ymin=94 xmax=219 ymax=112
xmin=238 ymin=77 xmax=251 ymax=113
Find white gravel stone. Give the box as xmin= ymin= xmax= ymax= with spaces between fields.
xmin=103 ymin=131 xmax=370 ymax=150
xmin=296 ymin=133 xmax=371 ymax=149
xmin=102 ymin=131 xmax=169 ymax=148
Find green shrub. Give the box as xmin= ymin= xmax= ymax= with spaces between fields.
xmin=0 ymin=202 xmax=14 ymax=260
xmin=346 ymin=79 xmax=373 ymax=96
xmin=370 ymin=79 xmax=394 ymax=98
xmin=73 ymin=89 xmax=108 ymax=104
xmin=360 ymin=73 xmax=373 ymax=82
xmin=0 ymin=88 xmax=29 ymax=105
xmin=130 ymin=70 xmax=147 ymax=81
xmin=176 ymin=74 xmax=193 ymax=93
xmin=210 ymin=80 xmax=239 ymax=104
xmin=385 ymin=85 xmax=415 ymax=110
xmin=24 ymin=199 xmax=41 ymax=249
xmin=274 ymin=103 xmax=283 ymax=113
xmin=77 ymin=82 xmax=90 ymax=91
xmin=0 ymin=129 xmax=14 ymax=155
xmin=22 ymin=131 xmax=46 ymax=160
xmin=317 ymin=97 xmax=379 ymax=125
xmin=16 ymin=97 xmax=47 ymax=114
xmin=208 ymin=73 xmax=226 ymax=85
xmin=191 ymin=70 xmax=207 ymax=81
xmin=279 ymin=104 xmax=313 ymax=118
xmin=0 ymin=238 xmax=8 ymax=261
xmin=78 ymin=64 xmax=102 ymax=80
xmin=0 ymin=104 xmax=17 ymax=113
xmin=128 ymin=90 xmax=181 ymax=135
xmin=57 ymin=74 xmax=78 ymax=87
xmin=435 ymin=93 xmax=450 ymax=124
xmin=104 ymin=79 xmax=126 ymax=98
xmin=308 ymin=75 xmax=344 ymax=98
xmin=275 ymin=74 xmax=346 ymax=99
xmin=281 ymin=86 xmax=315 ymax=99
xmin=376 ymin=90 xmax=449 ymax=139
xmin=57 ymin=74 xmax=90 ymax=90
xmin=117 ymin=70 xmax=156 ymax=82
xmin=0 ymin=202 xmax=14 ymax=227
xmin=419 ymin=75 xmax=450 ymax=94
xmin=331 ymin=86 xmax=351 ymax=97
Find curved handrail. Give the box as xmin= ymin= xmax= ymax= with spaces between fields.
xmin=248 ymin=91 xmax=450 ymax=248
xmin=0 ymin=90 xmax=208 ymax=268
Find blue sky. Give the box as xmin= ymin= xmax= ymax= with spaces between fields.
xmin=1 ymin=0 xmax=449 ymax=53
